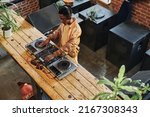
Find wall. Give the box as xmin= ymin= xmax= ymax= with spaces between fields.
xmin=111 ymin=0 xmax=150 ymax=29
xmin=11 ymin=0 xmax=39 ymax=18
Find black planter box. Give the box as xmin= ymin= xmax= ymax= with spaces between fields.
xmin=106 ymin=21 xmax=150 ymax=71
xmin=79 ymin=4 xmax=115 ymax=51
xmin=141 ymin=49 xmax=150 ymax=70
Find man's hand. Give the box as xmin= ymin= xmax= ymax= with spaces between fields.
xmin=45 ymin=54 xmax=55 ymax=61
xmin=39 ymin=39 xmax=50 ymax=47
xmin=44 ymin=49 xmax=62 ymax=62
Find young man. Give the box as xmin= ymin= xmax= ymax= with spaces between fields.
xmin=40 ymin=5 xmax=82 ymax=63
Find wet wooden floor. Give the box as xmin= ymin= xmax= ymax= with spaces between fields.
xmin=78 ymin=43 xmax=141 ymax=81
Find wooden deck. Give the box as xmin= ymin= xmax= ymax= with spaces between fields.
xmin=0 ymin=15 xmax=111 ymax=100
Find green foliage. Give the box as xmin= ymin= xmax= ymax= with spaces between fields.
xmin=93 ymin=65 xmax=150 ymax=100
xmin=86 ymin=8 xmax=97 ymax=21
xmin=55 ymin=0 xmax=65 ymax=9
xmin=0 ymin=3 xmax=19 ymax=31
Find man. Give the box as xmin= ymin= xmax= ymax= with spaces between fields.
xmin=40 ymin=5 xmax=82 ymax=63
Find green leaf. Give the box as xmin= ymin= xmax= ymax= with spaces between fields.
xmin=117 ymin=65 xmax=126 ymax=83
xmin=132 ymin=92 xmax=142 ymax=100
xmin=140 ymin=84 xmax=150 ymax=94
xmin=93 ymin=92 xmax=112 ymax=100
xmin=118 ymin=91 xmax=131 ymax=100
xmin=56 ymin=0 xmax=65 ymax=8
xmin=98 ymin=76 xmax=115 ymax=87
xmin=0 ymin=3 xmax=19 ymax=32
xmin=131 ymin=94 xmax=140 ymax=100
xmin=120 ymin=78 xmax=132 ymax=85
xmin=132 ymin=80 xmax=142 ymax=85
xmin=120 ymin=86 xmax=139 ymax=92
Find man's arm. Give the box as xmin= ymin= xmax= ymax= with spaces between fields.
xmin=40 ymin=25 xmax=61 ymax=46
xmin=54 ymin=25 xmax=82 ymax=57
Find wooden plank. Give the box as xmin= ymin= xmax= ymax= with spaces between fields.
xmin=77 ymin=65 xmax=111 ymax=93
xmin=19 ymin=23 xmax=43 ymax=39
xmin=19 ymin=26 xmax=44 ymax=42
xmin=71 ymin=71 xmax=100 ymax=95
xmin=12 ymin=32 xmax=29 ymax=49
xmin=15 ymin=17 xmax=39 ymax=41
xmin=14 ymin=16 xmax=40 ymax=40
xmin=14 ymin=15 xmax=45 ymax=39
xmin=0 ymin=35 xmax=63 ymax=100
xmin=16 ymin=30 xmax=33 ymax=43
xmin=28 ymin=65 xmax=76 ymax=100
xmin=20 ymin=26 xmax=39 ymax=40
xmin=13 ymin=15 xmax=39 ymax=43
xmin=58 ymin=77 xmax=88 ymax=100
xmin=12 ymin=17 xmax=42 ymax=47
xmin=66 ymin=74 xmax=94 ymax=99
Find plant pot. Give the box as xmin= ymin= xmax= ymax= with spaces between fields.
xmin=2 ymin=26 xmax=12 ymax=38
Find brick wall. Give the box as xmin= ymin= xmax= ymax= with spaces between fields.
xmin=111 ymin=0 xmax=150 ymax=29
xmin=11 ymin=0 xmax=40 ymax=18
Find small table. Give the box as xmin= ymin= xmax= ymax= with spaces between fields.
xmin=79 ymin=4 xmax=115 ymax=51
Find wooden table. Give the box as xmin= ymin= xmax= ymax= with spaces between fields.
xmin=0 ymin=15 xmax=111 ymax=100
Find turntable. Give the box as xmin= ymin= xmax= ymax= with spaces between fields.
xmin=47 ymin=57 xmax=77 ymax=80
xmin=25 ymin=37 xmax=55 ymax=55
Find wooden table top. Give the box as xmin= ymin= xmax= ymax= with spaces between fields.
xmin=0 ymin=15 xmax=111 ymax=100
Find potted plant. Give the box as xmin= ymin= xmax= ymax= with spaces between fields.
xmin=55 ymin=0 xmax=65 ymax=8
xmin=0 ymin=2 xmax=19 ymax=38
xmin=93 ymin=65 xmax=150 ymax=100
xmin=86 ymin=8 xmax=97 ymax=21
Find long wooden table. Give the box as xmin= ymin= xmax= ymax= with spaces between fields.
xmin=0 ymin=15 xmax=111 ymax=100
